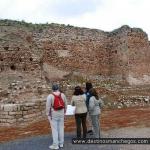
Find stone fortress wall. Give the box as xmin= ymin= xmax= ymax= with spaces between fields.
xmin=0 ymin=20 xmax=150 ymax=126
xmin=0 ymin=99 xmax=46 ymax=126
xmin=35 ymin=25 xmax=150 ymax=84
xmin=1 ymin=21 xmax=150 ymax=84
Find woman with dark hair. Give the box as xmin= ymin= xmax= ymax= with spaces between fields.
xmin=71 ymin=86 xmax=87 ymax=138
xmin=89 ymin=88 xmax=103 ymax=138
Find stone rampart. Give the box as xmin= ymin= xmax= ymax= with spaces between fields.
xmin=0 ymin=99 xmax=46 ymax=126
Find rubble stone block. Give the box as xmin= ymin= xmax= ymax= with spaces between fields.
xmin=0 ymin=105 xmax=4 ymax=111
xmin=17 ymin=118 xmax=24 ymax=122
xmin=3 ymin=104 xmax=18 ymax=111
xmin=0 ymin=111 xmax=9 ymax=115
xmin=6 ymin=119 xmax=17 ymax=124
xmin=0 ymin=123 xmax=11 ymax=126
xmin=23 ymin=113 xmax=36 ymax=119
xmin=0 ymin=119 xmax=7 ymax=123
xmin=9 ymin=111 xmax=22 ymax=115
xmin=25 ymin=103 xmax=35 ymax=107
xmin=1 ymin=115 xmax=15 ymax=119
xmin=22 ymin=111 xmax=28 ymax=115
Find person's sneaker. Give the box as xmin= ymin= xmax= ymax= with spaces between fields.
xmin=59 ymin=144 xmax=63 ymax=148
xmin=49 ymin=145 xmax=59 ymax=149
xmin=87 ymin=130 xmax=93 ymax=134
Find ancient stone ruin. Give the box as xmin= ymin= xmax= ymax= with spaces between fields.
xmin=0 ymin=20 xmax=150 ymax=126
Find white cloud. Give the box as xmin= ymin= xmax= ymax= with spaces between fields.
xmin=45 ymin=0 xmax=101 ymax=17
xmin=0 ymin=0 xmax=150 ymax=39
xmin=64 ymin=0 xmax=150 ymax=38
xmin=0 ymin=0 xmax=101 ymax=22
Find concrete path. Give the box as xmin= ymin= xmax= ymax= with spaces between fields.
xmin=0 ymin=127 xmax=150 ymax=150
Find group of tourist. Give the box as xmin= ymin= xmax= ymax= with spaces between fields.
xmin=46 ymin=82 xmax=104 ymax=149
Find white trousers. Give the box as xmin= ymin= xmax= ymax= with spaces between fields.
xmin=90 ymin=115 xmax=100 ymax=138
xmin=48 ymin=116 xmax=64 ymax=146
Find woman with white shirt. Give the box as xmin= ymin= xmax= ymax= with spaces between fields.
xmin=71 ymin=86 xmax=87 ymax=138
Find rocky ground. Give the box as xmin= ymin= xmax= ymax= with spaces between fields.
xmin=0 ymin=106 xmax=150 ymax=143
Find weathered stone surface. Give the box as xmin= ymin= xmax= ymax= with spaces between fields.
xmin=0 ymin=21 xmax=150 ymax=86
xmin=6 ymin=119 xmax=17 ymax=124
xmin=3 ymin=104 xmax=18 ymax=111
xmin=23 ymin=113 xmax=37 ymax=119
xmin=0 ymin=99 xmax=46 ymax=126
xmin=0 ymin=20 xmax=150 ymax=126
xmin=9 ymin=111 xmax=22 ymax=115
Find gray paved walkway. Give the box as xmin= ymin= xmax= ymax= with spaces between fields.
xmin=0 ymin=127 xmax=150 ymax=150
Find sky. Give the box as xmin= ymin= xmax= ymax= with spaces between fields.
xmin=0 ymin=0 xmax=150 ymax=39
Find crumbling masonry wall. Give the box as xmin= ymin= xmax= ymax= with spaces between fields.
xmin=107 ymin=26 xmax=150 ymax=84
xmin=0 ymin=99 xmax=46 ymax=126
xmin=0 ymin=22 xmax=150 ymax=84
xmin=1 ymin=20 xmax=150 ymax=126
xmin=0 ymin=32 xmax=41 ymax=73
xmin=33 ymin=25 xmax=150 ymax=84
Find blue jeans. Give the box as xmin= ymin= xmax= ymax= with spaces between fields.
xmin=48 ymin=116 xmax=64 ymax=146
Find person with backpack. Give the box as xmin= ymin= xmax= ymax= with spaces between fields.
xmin=46 ymin=84 xmax=67 ymax=150
xmin=84 ymin=82 xmax=93 ymax=134
xmin=88 ymin=88 xmax=104 ymax=138
xmin=71 ymin=86 xmax=87 ymax=138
